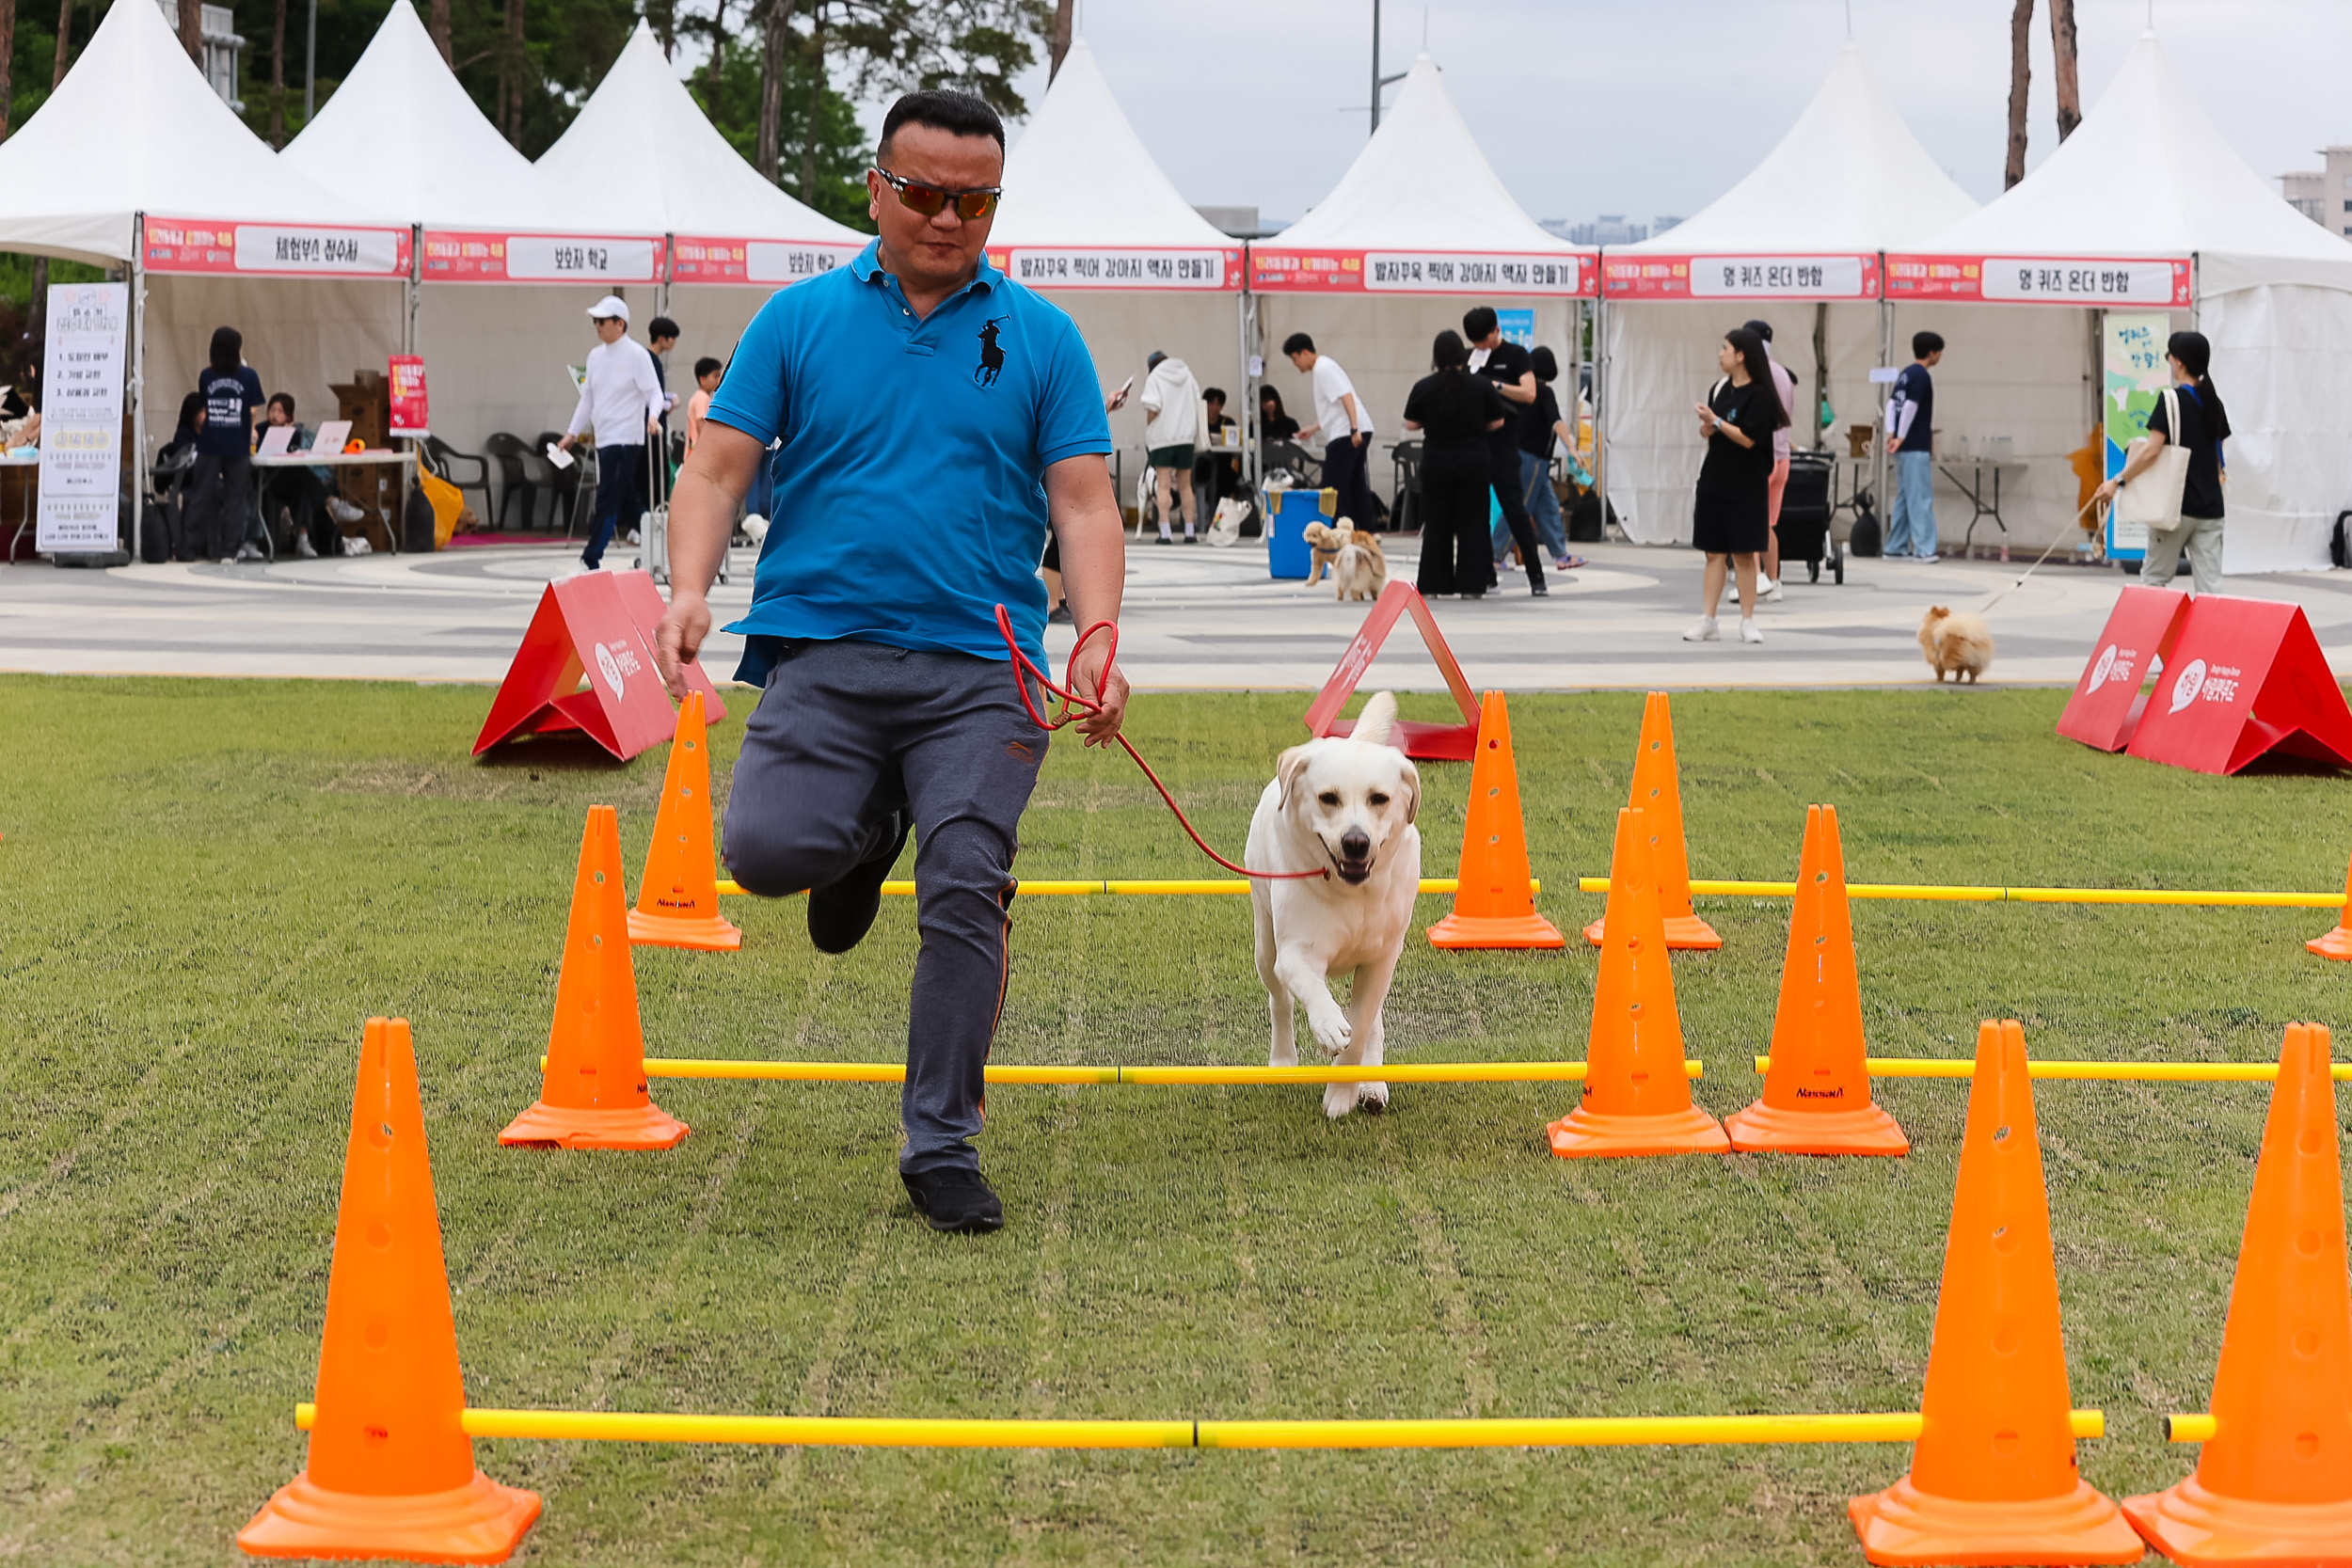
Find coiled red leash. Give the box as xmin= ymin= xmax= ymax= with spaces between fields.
xmin=995 ymin=604 xmax=1327 ymax=881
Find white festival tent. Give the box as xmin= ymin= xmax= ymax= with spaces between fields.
xmin=1892 ymin=30 xmax=2352 ymax=572
xmin=0 ymin=0 xmax=415 ymax=554
xmin=1600 ymin=42 xmax=1985 ymax=547
xmin=985 ymin=36 xmax=1244 ymax=487
xmin=1251 ymin=54 xmax=1596 ymax=515
xmin=533 ymin=20 xmax=868 ymax=459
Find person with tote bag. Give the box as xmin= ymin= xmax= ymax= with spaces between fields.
xmin=2096 ymin=330 xmax=2231 ymax=595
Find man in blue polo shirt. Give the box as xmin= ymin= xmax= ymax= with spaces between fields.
xmin=652 ymin=89 xmax=1126 ymax=1235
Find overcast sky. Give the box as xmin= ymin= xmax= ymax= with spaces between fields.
xmin=981 ymin=0 xmax=2352 ymax=229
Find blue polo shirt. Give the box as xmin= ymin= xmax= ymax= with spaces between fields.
xmin=708 ymin=239 xmax=1110 ymax=683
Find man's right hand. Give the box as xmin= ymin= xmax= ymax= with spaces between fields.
xmin=557 ymin=432 xmax=577 ymax=451
xmin=656 ymin=589 xmax=711 ymax=698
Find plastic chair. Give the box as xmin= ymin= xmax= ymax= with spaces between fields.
xmin=483 ymin=433 xmax=549 ymax=532
xmin=422 ymin=436 xmax=497 ymax=530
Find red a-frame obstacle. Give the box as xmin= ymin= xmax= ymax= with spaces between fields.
xmin=1302 ymin=581 xmax=1482 ymax=760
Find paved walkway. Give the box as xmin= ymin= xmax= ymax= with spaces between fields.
xmin=7 ymin=533 xmax=2352 ymax=690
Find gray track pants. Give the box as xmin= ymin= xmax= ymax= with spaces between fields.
xmin=2141 ymin=515 xmax=2223 ymax=596
xmin=722 ymin=639 xmax=1046 ymax=1175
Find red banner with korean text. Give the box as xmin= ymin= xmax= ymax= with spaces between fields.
xmin=1248 ymin=247 xmax=1594 ymax=296
xmin=420 ymin=230 xmax=665 ymax=284
xmin=2122 ymin=594 xmax=2352 ymax=774
xmin=1884 ymin=253 xmax=2192 ymax=307
xmin=986 ymin=246 xmax=1243 ymax=291
xmin=671 ymin=236 xmax=867 ymax=286
xmin=144 ymin=216 xmax=411 ymax=277
xmin=388 ymin=356 xmax=429 ymax=438
xmin=1600 ymin=253 xmax=1879 ymax=300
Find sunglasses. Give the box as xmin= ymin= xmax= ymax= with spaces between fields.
xmin=872 ymin=166 xmax=1001 ymax=222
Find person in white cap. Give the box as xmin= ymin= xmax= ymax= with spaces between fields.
xmin=557 ymin=293 xmax=664 ymax=569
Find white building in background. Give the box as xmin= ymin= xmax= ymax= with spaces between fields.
xmin=2279 ymin=146 xmax=2352 ymax=236
xmin=149 ymin=0 xmax=246 ymax=108
xmin=1545 ymin=214 xmax=1682 ymax=245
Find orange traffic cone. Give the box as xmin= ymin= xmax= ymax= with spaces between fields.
xmin=1547 ymin=805 xmax=1729 ymax=1158
xmin=2123 ymin=1022 xmax=2352 ymax=1562
xmin=1849 ymin=1019 xmax=2141 ymax=1566
xmin=500 ymin=805 xmax=690 ymax=1150
xmin=2306 ymin=854 xmax=2352 ymax=960
xmin=1582 ymin=692 xmax=1720 ymax=951
xmin=240 ymin=1018 xmax=541 ymax=1563
xmin=1724 ymin=805 xmax=1908 ymax=1156
xmin=1427 ymin=690 xmax=1564 ymax=950
xmin=628 ymin=690 xmax=742 ymax=952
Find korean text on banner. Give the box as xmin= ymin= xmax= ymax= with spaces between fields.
xmin=35 ymin=281 xmax=127 ymax=553
xmin=2103 ymin=313 xmax=2169 ymax=562
xmin=389 ymin=356 xmax=430 ymax=438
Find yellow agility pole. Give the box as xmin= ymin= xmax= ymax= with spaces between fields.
xmin=292 ymin=1403 xmax=2100 ymax=1449
xmin=1753 ymin=1055 xmax=2352 ymax=1083
xmin=1580 ymin=876 xmax=2340 ymax=909
xmin=2165 ymin=1415 xmax=2219 ymax=1443
xmin=715 ymin=877 xmax=1540 ymax=897
xmin=615 ymin=1057 xmax=1705 ymax=1085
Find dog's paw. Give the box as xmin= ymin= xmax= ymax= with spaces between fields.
xmin=1323 ymin=1081 xmax=1359 ymax=1119
xmin=1308 ymin=1009 xmax=1353 ymax=1054
xmin=1355 ymin=1082 xmax=1390 ymax=1114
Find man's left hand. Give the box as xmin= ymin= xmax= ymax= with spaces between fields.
xmin=1351 ymin=430 xmax=1365 ymax=448
xmin=1066 ymin=634 xmax=1129 ymax=746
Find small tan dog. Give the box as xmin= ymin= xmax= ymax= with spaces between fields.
xmin=1302 ymin=521 xmax=1389 ymax=600
xmin=1918 ymin=606 xmax=1994 ymax=683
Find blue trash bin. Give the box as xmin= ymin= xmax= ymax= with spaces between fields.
xmin=1263 ymin=486 xmax=1337 ymax=580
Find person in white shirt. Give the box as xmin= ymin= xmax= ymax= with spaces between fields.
xmin=1282 ymin=332 xmax=1379 ymax=531
xmin=1138 ymin=350 xmax=1201 ymax=544
xmin=557 ymin=293 xmax=664 ymax=570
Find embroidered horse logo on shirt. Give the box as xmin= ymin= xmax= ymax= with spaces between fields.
xmin=975 ymin=318 xmax=1007 ymax=388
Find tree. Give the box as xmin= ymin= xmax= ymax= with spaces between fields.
xmin=0 ymin=0 xmax=15 ymax=140
xmin=824 ymin=0 xmax=1049 ymax=119
xmin=1047 ymin=0 xmax=1068 ymax=79
xmin=176 ymin=0 xmax=198 ymax=64
xmin=2003 ymin=0 xmax=2031 ymax=189
xmin=267 ymin=0 xmax=285 ymax=145
xmin=755 ymin=0 xmax=796 ymax=183
xmin=429 ymin=0 xmax=452 ymax=65
xmin=694 ymin=25 xmax=870 ymax=227
xmin=2049 ymin=0 xmax=2081 ymax=141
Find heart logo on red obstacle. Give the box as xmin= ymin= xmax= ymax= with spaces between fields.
xmin=2086 ymin=643 xmax=2119 ymax=692
xmin=2167 ymin=657 xmax=2241 ymax=715
xmin=594 ymin=640 xmax=641 ymax=699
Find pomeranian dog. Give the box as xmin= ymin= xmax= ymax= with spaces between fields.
xmin=1918 ymin=606 xmax=1994 ymax=683
xmin=1303 ymin=521 xmax=1389 ymax=599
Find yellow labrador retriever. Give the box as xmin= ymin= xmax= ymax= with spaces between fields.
xmin=1246 ymin=691 xmax=1422 ymax=1118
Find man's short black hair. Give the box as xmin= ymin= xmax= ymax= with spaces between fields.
xmin=1202 ymin=387 xmax=1226 ymax=404
xmin=693 ymin=356 xmax=723 ymax=380
xmin=648 ymin=316 xmax=679 ymax=342
xmin=879 ymin=90 xmax=1006 ymax=159
xmin=1462 ymin=306 xmax=1499 ymax=341
xmin=1281 ymin=332 xmax=1314 ymax=356
xmin=1914 ymin=329 xmax=1945 ymax=358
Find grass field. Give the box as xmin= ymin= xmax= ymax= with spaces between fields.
xmin=6 ymin=673 xmax=2352 ymax=1565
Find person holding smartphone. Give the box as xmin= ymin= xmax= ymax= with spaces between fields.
xmin=1683 ymin=327 xmax=1788 ymax=645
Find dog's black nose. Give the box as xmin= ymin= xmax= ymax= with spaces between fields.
xmin=1340 ymin=829 xmax=1371 ymax=860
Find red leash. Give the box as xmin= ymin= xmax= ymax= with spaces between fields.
xmin=995 ymin=604 xmax=1327 ymax=881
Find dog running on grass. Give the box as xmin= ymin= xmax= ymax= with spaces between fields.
xmin=1247 ymin=691 xmax=1422 ymax=1118
xmin=1918 ymin=605 xmax=1994 ymax=683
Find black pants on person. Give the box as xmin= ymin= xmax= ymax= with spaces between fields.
xmin=582 ymin=443 xmax=644 ymax=568
xmin=179 ymin=451 xmax=253 ymax=562
xmin=1486 ymin=433 xmax=1545 ymax=592
xmin=722 ymin=639 xmax=1046 ymax=1177
xmin=270 ymin=469 xmax=331 ymax=555
xmin=1322 ymin=436 xmax=1379 ymax=531
xmin=1414 ymin=448 xmax=1492 ymax=597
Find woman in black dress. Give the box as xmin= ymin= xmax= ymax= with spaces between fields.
xmin=1683 ymin=326 xmax=1787 ymax=644
xmin=1404 ymin=330 xmax=1506 ymax=598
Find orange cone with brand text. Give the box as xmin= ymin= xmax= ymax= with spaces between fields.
xmin=501 ymin=805 xmax=689 ymax=1150
xmin=1427 ymin=690 xmax=1564 ymax=950
xmin=2306 ymin=854 xmax=2352 ymax=960
xmin=2123 ymin=1022 xmax=2352 ymax=1563
xmin=1583 ymin=692 xmax=1720 ymax=951
xmin=1849 ymin=1019 xmax=2141 ymax=1566
xmin=239 ymin=1018 xmax=542 ymax=1563
xmin=1547 ymin=805 xmax=1728 ymax=1158
xmin=1724 ymin=804 xmax=1907 ymax=1156
xmin=628 ymin=690 xmax=741 ymax=952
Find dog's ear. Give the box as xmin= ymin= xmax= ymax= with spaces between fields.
xmin=1396 ymin=757 xmax=1421 ymax=825
xmin=1353 ymin=690 xmax=1398 ymax=749
xmin=1925 ymin=605 xmax=1949 ymax=622
xmin=1277 ymin=745 xmax=1312 ymax=808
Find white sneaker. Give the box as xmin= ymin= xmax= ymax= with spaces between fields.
xmin=1915 ymin=552 xmax=1939 ymax=563
xmin=1755 ymin=577 xmax=1784 ymax=604
xmin=234 ymin=543 xmax=262 ymax=562
xmin=1740 ymin=618 xmax=1765 ymax=644
xmin=294 ymin=532 xmax=319 ymax=559
xmin=1682 ymin=617 xmax=1720 ymax=642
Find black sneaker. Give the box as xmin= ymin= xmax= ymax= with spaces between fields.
xmin=902 ymin=1166 xmax=1004 ymax=1233
xmin=807 ymin=812 xmax=910 ymax=955
xmin=1531 ymin=581 xmax=1549 ymax=597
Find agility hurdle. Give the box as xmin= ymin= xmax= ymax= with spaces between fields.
xmin=555 ymin=1057 xmax=1706 ymax=1085
xmin=1581 ymin=876 xmax=2340 ymax=909
xmin=717 ymin=877 xmax=1541 ymax=897
xmin=1754 ymin=1054 xmax=2352 ymax=1083
xmin=291 ymin=1402 xmax=2102 ymax=1449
